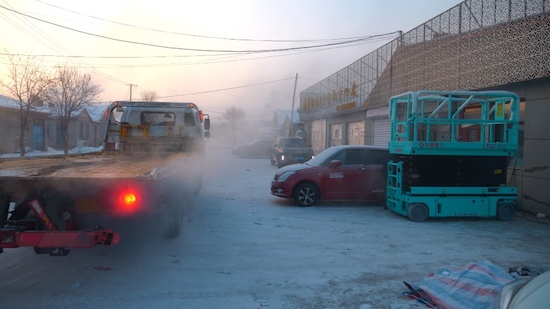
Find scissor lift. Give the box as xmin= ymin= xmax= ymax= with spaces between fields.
xmin=386 ymin=90 xmax=519 ymax=221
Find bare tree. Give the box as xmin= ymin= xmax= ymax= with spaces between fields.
xmin=0 ymin=53 xmax=51 ymax=156
xmin=47 ymin=65 xmax=102 ymax=154
xmin=223 ymin=106 xmax=246 ymax=144
xmin=141 ymin=90 xmax=158 ymax=102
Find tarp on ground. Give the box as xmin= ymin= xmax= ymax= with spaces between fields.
xmin=404 ymin=260 xmax=515 ymax=309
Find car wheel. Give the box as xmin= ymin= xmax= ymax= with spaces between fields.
xmin=497 ymin=202 xmax=515 ymax=221
xmin=293 ymin=183 xmax=319 ymax=207
xmin=407 ymin=203 xmax=428 ymax=222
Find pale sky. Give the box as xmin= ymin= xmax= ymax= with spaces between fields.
xmin=0 ymin=0 xmax=463 ymax=120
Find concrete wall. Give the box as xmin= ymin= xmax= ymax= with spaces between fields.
xmin=519 ymin=78 xmax=550 ymax=215
xmin=496 ymin=77 xmax=550 ymax=216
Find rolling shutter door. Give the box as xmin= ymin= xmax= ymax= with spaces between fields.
xmin=373 ymin=118 xmax=391 ymax=147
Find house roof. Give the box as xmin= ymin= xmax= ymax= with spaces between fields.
xmin=0 ymin=94 xmax=50 ymax=114
xmin=0 ymin=94 xmax=108 ymax=122
xmin=85 ymin=104 xmax=109 ymax=122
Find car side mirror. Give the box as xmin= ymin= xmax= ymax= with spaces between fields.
xmin=329 ymin=160 xmax=341 ymax=168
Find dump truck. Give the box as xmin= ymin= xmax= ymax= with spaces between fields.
xmin=0 ymin=101 xmax=210 ymax=255
xmin=386 ymin=90 xmax=519 ymax=221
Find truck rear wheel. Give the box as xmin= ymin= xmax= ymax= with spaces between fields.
xmin=193 ymin=176 xmax=203 ymax=195
xmin=162 ymin=188 xmax=188 ymax=238
xmin=407 ymin=203 xmax=428 ymax=222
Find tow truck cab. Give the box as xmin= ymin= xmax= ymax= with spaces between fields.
xmin=104 ymin=101 xmax=210 ymax=153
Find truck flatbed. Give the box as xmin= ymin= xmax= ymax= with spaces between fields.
xmin=0 ymin=153 xmax=192 ymax=180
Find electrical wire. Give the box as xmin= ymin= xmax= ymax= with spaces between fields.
xmin=157 ymin=77 xmax=296 ymax=99
xmin=34 ymin=0 xmax=379 ymax=43
xmin=0 ymin=5 xmax=400 ymax=53
xmin=0 ymin=2 xmax=397 ymax=101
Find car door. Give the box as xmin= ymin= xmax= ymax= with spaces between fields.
xmin=320 ymin=148 xmax=365 ymax=199
xmin=358 ymin=149 xmax=389 ymax=201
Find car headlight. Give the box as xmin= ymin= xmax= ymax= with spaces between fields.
xmin=277 ymin=171 xmax=295 ymax=182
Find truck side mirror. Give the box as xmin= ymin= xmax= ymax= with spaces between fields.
xmin=204 ymin=131 xmax=211 ymax=139
xmin=204 ymin=118 xmax=210 ymax=130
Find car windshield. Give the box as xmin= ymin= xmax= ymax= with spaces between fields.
xmin=304 ymin=147 xmax=340 ymax=166
xmin=279 ymin=138 xmax=305 ymax=148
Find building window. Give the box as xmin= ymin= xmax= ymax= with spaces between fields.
xmin=347 ymin=121 xmax=364 ymax=145
xmin=330 ymin=123 xmax=342 ymax=146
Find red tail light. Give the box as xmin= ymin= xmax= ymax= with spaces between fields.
xmin=122 ymin=192 xmax=137 ymax=205
xmin=100 ymin=183 xmax=146 ymax=216
xmin=115 ymin=189 xmax=140 ymax=215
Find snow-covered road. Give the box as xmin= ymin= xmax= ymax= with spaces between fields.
xmin=0 ymin=138 xmax=549 ymax=308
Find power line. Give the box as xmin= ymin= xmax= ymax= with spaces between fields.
xmin=0 ymin=5 xmax=400 ymax=53
xmin=0 ymin=34 xmax=396 ymax=69
xmin=0 ymin=1 xmax=144 ymax=92
xmin=157 ymin=77 xmax=296 ymax=99
xmin=34 ymin=0 xmax=378 ymax=44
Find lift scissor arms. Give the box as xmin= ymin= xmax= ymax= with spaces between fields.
xmin=0 ymin=228 xmax=120 ymax=249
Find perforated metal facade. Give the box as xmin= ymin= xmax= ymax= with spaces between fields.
xmin=300 ymin=0 xmax=550 ymax=121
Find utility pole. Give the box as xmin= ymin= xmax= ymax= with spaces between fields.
xmin=288 ymin=73 xmax=298 ymax=137
xmin=126 ymin=83 xmax=137 ymax=102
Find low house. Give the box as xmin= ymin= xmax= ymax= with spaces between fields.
xmin=0 ymin=94 xmax=50 ymax=153
xmin=0 ymin=94 xmax=108 ymax=154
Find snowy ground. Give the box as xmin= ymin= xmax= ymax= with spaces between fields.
xmin=0 ymin=146 xmax=102 ymax=158
xmin=0 ymin=137 xmax=549 ymax=308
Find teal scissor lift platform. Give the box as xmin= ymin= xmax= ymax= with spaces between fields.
xmin=386 ymin=90 xmax=519 ymax=221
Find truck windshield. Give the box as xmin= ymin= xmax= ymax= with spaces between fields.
xmin=141 ymin=112 xmax=175 ymax=126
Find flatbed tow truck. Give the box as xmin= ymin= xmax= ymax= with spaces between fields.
xmin=386 ymin=90 xmax=519 ymax=221
xmin=0 ymin=101 xmax=210 ymax=255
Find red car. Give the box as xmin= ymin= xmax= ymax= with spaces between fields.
xmin=271 ymin=145 xmax=389 ymax=206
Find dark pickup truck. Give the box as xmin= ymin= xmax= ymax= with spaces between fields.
xmin=270 ymin=137 xmax=314 ymax=168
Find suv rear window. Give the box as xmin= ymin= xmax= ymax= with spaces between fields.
xmin=279 ymin=138 xmax=305 ymax=147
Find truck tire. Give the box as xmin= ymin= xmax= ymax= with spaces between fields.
xmin=193 ymin=175 xmax=203 ymax=195
xmin=497 ymin=203 xmax=515 ymax=221
xmin=162 ymin=189 xmax=187 ymax=238
xmin=407 ymin=203 xmax=428 ymax=222
xmin=293 ymin=183 xmax=319 ymax=207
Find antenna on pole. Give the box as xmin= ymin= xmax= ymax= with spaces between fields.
xmin=288 ymin=73 xmax=298 ymax=137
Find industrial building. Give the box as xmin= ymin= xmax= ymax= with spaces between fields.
xmin=299 ymin=0 xmax=550 ymax=216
